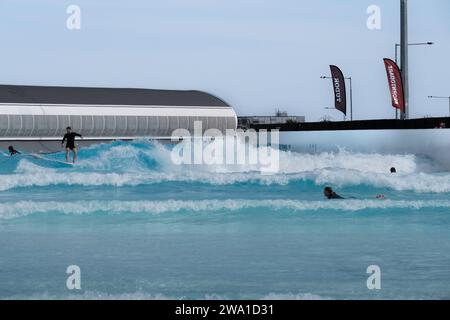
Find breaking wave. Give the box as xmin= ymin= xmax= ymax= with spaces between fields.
xmin=1 ymin=199 xmax=450 ymax=220
xmin=2 ymin=291 xmax=326 ymax=300
xmin=0 ymin=140 xmax=449 ymax=193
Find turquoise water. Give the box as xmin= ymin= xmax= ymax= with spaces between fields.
xmin=1 ymin=140 xmax=450 ymax=300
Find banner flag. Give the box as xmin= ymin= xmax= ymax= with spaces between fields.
xmin=383 ymin=58 xmax=405 ymax=113
xmin=329 ymin=65 xmax=347 ymax=116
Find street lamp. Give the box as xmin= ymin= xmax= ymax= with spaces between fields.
xmin=393 ymin=41 xmax=434 ymax=119
xmin=428 ymin=96 xmax=450 ymax=117
xmin=395 ymin=42 xmax=434 ymax=64
xmin=321 ymin=76 xmax=353 ymax=121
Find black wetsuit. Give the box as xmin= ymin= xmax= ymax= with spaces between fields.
xmin=327 ymin=192 xmax=344 ymax=199
xmin=62 ymin=132 xmax=82 ymax=150
xmin=9 ymin=149 xmax=20 ymax=156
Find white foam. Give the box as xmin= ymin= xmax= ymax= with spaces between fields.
xmin=1 ymin=199 xmax=449 ymax=220
xmin=14 ymin=158 xmax=58 ymax=174
xmin=1 ymin=142 xmax=449 ymax=193
xmin=2 ymin=291 xmax=175 ymax=300
xmin=276 ymin=149 xmax=422 ymax=174
xmin=76 ymin=140 xmax=426 ymax=174
xmin=260 ymin=292 xmax=325 ymax=300
xmin=314 ymin=170 xmax=450 ymax=193
xmin=3 ymin=290 xmax=325 ymax=300
xmin=2 ymin=165 xmax=450 ymax=193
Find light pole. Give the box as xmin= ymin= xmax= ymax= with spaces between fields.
xmin=321 ymin=76 xmax=353 ymax=121
xmin=428 ymin=96 xmax=450 ymax=117
xmin=395 ymin=42 xmax=434 ymax=64
xmin=400 ymin=0 xmax=409 ymax=120
xmin=394 ymin=42 xmax=434 ymax=120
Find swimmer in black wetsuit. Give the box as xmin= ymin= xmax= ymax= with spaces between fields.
xmin=61 ymin=126 xmax=82 ymax=163
xmin=323 ymin=186 xmax=386 ymax=200
xmin=8 ymin=146 xmax=20 ymax=156
xmin=323 ymin=186 xmax=344 ymax=200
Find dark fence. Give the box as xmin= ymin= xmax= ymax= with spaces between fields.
xmin=244 ymin=117 xmax=450 ymax=132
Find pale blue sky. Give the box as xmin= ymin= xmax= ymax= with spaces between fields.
xmin=0 ymin=0 xmax=449 ymax=121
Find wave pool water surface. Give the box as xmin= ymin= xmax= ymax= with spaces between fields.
xmin=1 ymin=140 xmax=450 ymax=300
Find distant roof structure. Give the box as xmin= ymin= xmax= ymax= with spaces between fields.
xmin=0 ymin=84 xmax=229 ymax=107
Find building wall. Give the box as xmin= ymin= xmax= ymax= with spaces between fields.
xmin=0 ymin=104 xmax=237 ymax=139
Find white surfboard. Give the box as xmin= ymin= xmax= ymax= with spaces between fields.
xmin=29 ymin=153 xmax=74 ymax=166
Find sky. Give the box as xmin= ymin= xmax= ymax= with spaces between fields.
xmin=0 ymin=0 xmax=449 ymax=121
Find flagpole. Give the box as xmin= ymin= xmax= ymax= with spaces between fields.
xmin=349 ymin=77 xmax=353 ymax=121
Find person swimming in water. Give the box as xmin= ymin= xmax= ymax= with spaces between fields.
xmin=323 ymin=186 xmax=386 ymax=200
xmin=61 ymin=126 xmax=82 ymax=163
xmin=8 ymin=146 xmax=20 ymax=156
xmin=390 ymin=167 xmax=397 ymax=173
xmin=323 ymin=186 xmax=344 ymax=199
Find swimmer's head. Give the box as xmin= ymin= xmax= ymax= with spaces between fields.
xmin=323 ymin=186 xmax=333 ymax=198
xmin=390 ymin=167 xmax=396 ymax=173
xmin=8 ymin=146 xmax=14 ymax=152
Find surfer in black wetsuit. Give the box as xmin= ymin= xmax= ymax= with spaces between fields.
xmin=61 ymin=126 xmax=82 ymax=163
xmin=323 ymin=186 xmax=344 ymax=200
xmin=8 ymin=146 xmax=20 ymax=156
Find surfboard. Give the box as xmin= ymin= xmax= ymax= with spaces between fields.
xmin=28 ymin=153 xmax=74 ymax=166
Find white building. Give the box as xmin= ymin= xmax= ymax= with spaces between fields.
xmin=0 ymin=84 xmax=237 ymax=153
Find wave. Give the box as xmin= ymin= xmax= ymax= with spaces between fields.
xmin=1 ymin=140 xmax=449 ymax=193
xmin=313 ymin=169 xmax=450 ymax=193
xmin=1 ymin=161 xmax=450 ymax=193
xmin=75 ymin=140 xmax=436 ymax=174
xmin=1 ymin=291 xmax=325 ymax=300
xmin=259 ymin=293 xmax=325 ymax=300
xmin=1 ymin=199 xmax=450 ymax=220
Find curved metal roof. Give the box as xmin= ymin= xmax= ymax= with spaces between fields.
xmin=0 ymin=84 xmax=230 ymax=107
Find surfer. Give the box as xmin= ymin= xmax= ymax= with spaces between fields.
xmin=61 ymin=127 xmax=82 ymax=163
xmin=323 ymin=187 xmax=344 ymax=200
xmin=8 ymin=146 xmax=20 ymax=156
